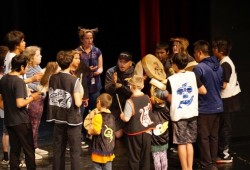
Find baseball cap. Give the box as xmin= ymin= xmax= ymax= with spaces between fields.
xmin=118 ymin=51 xmax=132 ymax=61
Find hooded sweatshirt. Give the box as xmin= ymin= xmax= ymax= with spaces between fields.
xmin=193 ymin=56 xmax=223 ymax=114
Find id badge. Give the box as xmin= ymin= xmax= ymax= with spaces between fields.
xmin=91 ymin=77 xmax=95 ymax=85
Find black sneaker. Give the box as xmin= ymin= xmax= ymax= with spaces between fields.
xmin=216 ymin=156 xmax=233 ymax=164
xmin=196 ymin=163 xmax=218 ymax=170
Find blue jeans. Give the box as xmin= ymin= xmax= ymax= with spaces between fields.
xmin=93 ymin=161 xmax=112 ymax=170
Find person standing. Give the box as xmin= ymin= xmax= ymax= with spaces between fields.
xmin=0 ymin=54 xmax=42 ymax=170
xmin=155 ymin=42 xmax=171 ymax=77
xmin=76 ymin=27 xmax=103 ymax=111
xmin=167 ymin=53 xmax=207 ymax=170
xmin=89 ymin=93 xmax=115 ymax=170
xmin=120 ymin=75 xmax=155 ymax=170
xmin=150 ymin=90 xmax=170 ymax=170
xmin=71 ymin=50 xmax=90 ymax=148
xmin=4 ymin=30 xmax=26 ymax=75
xmin=105 ymin=51 xmax=134 ymax=138
xmin=47 ymin=50 xmax=84 ymax=170
xmin=23 ymin=46 xmax=48 ymax=160
xmin=212 ymin=37 xmax=241 ymax=163
xmin=0 ymin=45 xmax=9 ymax=165
xmin=193 ymin=40 xmax=223 ymax=170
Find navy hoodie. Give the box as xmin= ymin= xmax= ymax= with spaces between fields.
xmin=193 ymin=56 xmax=224 ymax=114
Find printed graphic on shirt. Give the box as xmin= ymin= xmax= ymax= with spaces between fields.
xmin=104 ymin=125 xmax=113 ymax=143
xmin=139 ymin=103 xmax=154 ymax=127
xmin=49 ymin=88 xmax=72 ymax=108
xmin=177 ymin=83 xmax=194 ymax=109
xmin=153 ymin=121 xmax=168 ymax=136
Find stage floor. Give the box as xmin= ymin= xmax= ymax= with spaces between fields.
xmin=1 ymin=120 xmax=250 ymax=170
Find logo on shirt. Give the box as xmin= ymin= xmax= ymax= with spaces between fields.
xmin=153 ymin=121 xmax=168 ymax=136
xmin=139 ymin=103 xmax=154 ymax=127
xmin=49 ymin=88 xmax=72 ymax=108
xmin=177 ymin=83 xmax=194 ymax=109
xmin=104 ymin=125 xmax=113 ymax=143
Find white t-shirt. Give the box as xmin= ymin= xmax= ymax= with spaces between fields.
xmin=4 ymin=51 xmax=16 ymax=74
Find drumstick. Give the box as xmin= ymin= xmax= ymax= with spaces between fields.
xmin=116 ymin=93 xmax=123 ymax=113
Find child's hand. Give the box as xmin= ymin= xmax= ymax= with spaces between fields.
xmin=83 ymin=100 xmax=88 ymax=107
xmin=30 ymin=92 xmax=42 ymax=101
xmin=120 ymin=112 xmax=124 ymax=120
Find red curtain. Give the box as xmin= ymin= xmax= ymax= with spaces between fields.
xmin=140 ymin=0 xmax=160 ymax=58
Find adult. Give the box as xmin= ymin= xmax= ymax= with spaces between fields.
xmin=105 ymin=51 xmax=134 ymax=138
xmin=75 ymin=27 xmax=103 ymax=111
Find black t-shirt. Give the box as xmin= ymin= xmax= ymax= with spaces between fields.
xmin=0 ymin=74 xmax=29 ymax=126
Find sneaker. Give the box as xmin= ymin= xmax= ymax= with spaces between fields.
xmin=35 ymin=153 xmax=43 ymax=160
xmin=35 ymin=148 xmax=48 ymax=155
xmin=216 ymin=156 xmax=233 ymax=164
xmin=81 ymin=141 xmax=86 ymax=145
xmin=196 ymin=163 xmax=218 ymax=170
xmin=169 ymin=147 xmax=178 ymax=153
xmin=81 ymin=143 xmax=89 ymax=149
xmin=1 ymin=159 xmax=9 ymax=165
xmin=19 ymin=160 xmax=26 ymax=168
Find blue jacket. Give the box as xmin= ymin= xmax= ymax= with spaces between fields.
xmin=193 ymin=56 xmax=223 ymax=114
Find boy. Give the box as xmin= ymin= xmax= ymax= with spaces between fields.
xmin=120 ymin=75 xmax=155 ymax=170
xmin=47 ymin=50 xmax=84 ymax=170
xmin=88 ymin=93 xmax=115 ymax=170
xmin=193 ymin=40 xmax=223 ymax=170
xmin=212 ymin=37 xmax=241 ymax=163
xmin=166 ymin=53 xmax=206 ymax=170
xmin=0 ymin=54 xmax=41 ymax=169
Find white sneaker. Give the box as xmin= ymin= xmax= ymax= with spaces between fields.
xmin=19 ymin=160 xmax=26 ymax=167
xmin=35 ymin=153 xmax=43 ymax=160
xmin=81 ymin=143 xmax=89 ymax=149
xmin=35 ymin=148 xmax=48 ymax=155
xmin=1 ymin=159 xmax=9 ymax=165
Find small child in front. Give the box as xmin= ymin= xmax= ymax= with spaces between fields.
xmin=90 ymin=93 xmax=115 ymax=170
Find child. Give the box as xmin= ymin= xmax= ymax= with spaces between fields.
xmin=74 ymin=50 xmax=91 ymax=148
xmin=120 ymin=75 xmax=155 ymax=170
xmin=39 ymin=61 xmax=60 ymax=93
xmin=87 ymin=93 xmax=115 ymax=170
xmin=212 ymin=37 xmax=241 ymax=163
xmin=0 ymin=45 xmax=9 ymax=165
xmin=0 ymin=54 xmax=42 ymax=169
xmin=150 ymin=88 xmax=170 ymax=170
xmin=22 ymin=46 xmax=48 ymax=160
xmin=166 ymin=53 xmax=206 ymax=170
xmin=47 ymin=50 xmax=84 ymax=170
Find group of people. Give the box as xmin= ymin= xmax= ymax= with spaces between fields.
xmin=152 ymin=37 xmax=241 ymax=170
xmin=0 ymin=28 xmax=241 ymax=170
